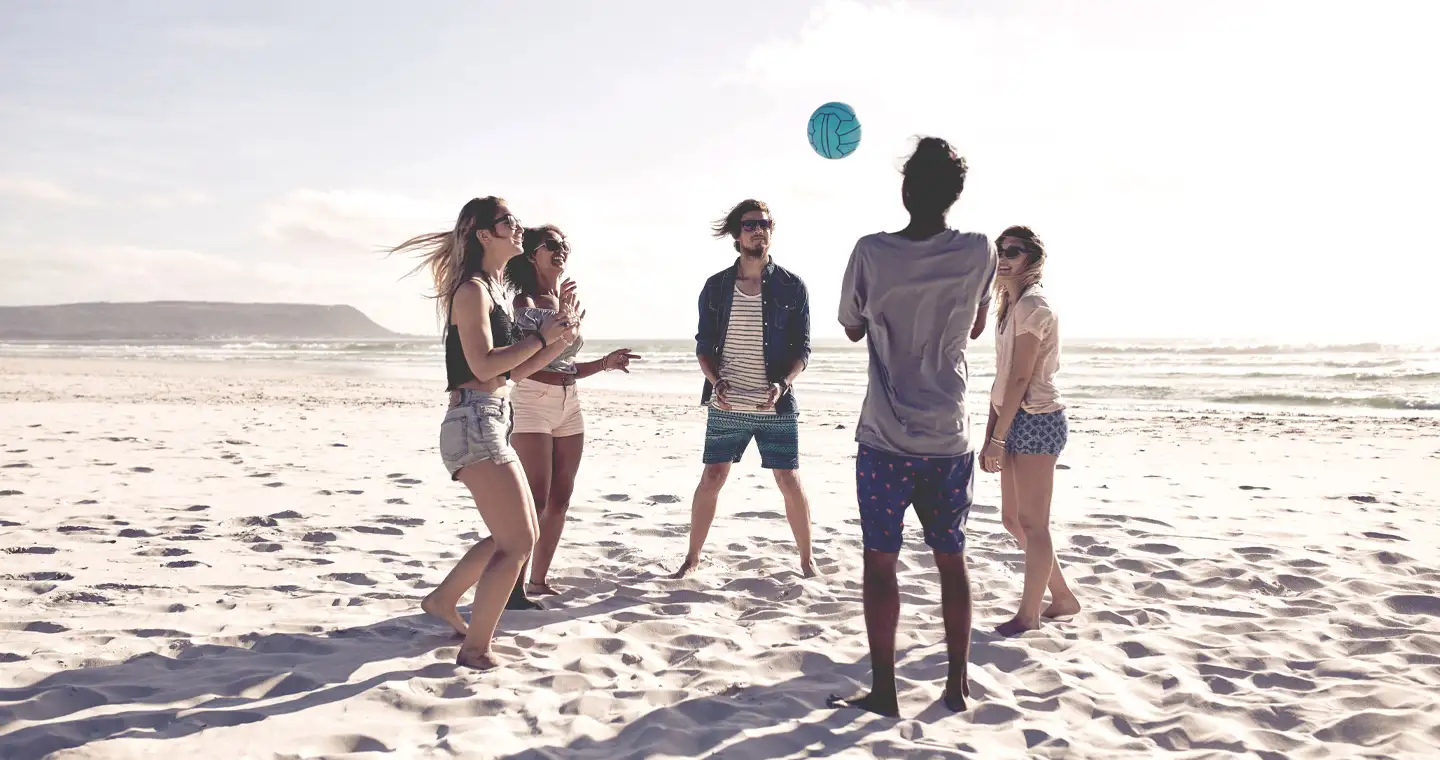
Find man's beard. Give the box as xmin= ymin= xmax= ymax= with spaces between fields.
xmin=740 ymin=242 xmax=768 ymax=258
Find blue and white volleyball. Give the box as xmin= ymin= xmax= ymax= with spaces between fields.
xmin=806 ymin=102 xmax=861 ymax=159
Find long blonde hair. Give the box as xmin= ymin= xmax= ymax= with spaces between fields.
xmin=390 ymin=196 xmax=507 ymax=328
xmin=994 ymin=225 xmax=1047 ymax=329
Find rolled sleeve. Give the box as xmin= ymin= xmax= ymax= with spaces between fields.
xmin=792 ymin=279 xmax=811 ymax=366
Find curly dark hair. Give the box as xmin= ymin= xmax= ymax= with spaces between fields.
xmin=901 ymin=137 xmax=969 ymax=215
xmin=504 ymin=224 xmax=564 ymax=297
xmin=711 ymin=199 xmax=774 ymax=252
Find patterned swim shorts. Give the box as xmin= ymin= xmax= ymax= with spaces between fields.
xmin=702 ymin=407 xmax=800 ymax=470
xmin=1006 ymin=409 xmax=1068 ymax=457
xmin=856 ymin=444 xmax=974 ymax=554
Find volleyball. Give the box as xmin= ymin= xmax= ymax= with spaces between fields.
xmin=807 ymin=102 xmax=861 ymax=159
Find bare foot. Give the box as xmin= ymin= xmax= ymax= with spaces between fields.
xmin=1042 ymin=596 xmax=1081 ymax=619
xmin=505 ymin=594 xmax=542 ymax=611
xmin=995 ymin=615 xmax=1041 ymax=637
xmin=456 ymin=646 xmax=502 ymax=671
xmin=944 ymin=671 xmax=971 ymax=712
xmin=672 ymin=557 xmax=702 ymax=579
xmin=800 ymin=561 xmax=817 ymax=578
xmin=827 ymin=692 xmax=899 ymax=718
xmin=526 ymin=581 xmax=560 ymax=596
xmin=421 ymin=591 xmax=467 ymax=637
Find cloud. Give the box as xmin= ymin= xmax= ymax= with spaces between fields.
xmin=135 ymin=190 xmax=211 ymax=209
xmin=259 ymin=189 xmax=455 ymax=253
xmin=167 ymin=23 xmax=283 ymax=50
xmin=0 ymin=176 xmax=97 ymax=205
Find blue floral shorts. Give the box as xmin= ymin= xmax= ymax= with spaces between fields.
xmin=1006 ymin=409 xmax=1068 ymax=456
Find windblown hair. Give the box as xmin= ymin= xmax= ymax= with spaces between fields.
xmin=711 ymin=199 xmax=773 ymax=252
xmin=505 ymin=224 xmax=564 ymax=298
xmin=901 ymin=136 xmax=969 ymax=215
xmin=993 ymin=225 xmax=1047 ymax=327
xmin=389 ymin=196 xmax=506 ymax=327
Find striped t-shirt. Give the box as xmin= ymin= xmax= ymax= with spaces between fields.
xmin=714 ymin=285 xmax=774 ymax=414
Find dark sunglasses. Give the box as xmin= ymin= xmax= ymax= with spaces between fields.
xmin=998 ymin=244 xmax=1035 ymax=260
xmin=740 ymin=219 xmax=773 ymax=232
xmin=539 ymin=238 xmax=570 ymax=254
xmin=489 ymin=214 xmax=520 ymax=230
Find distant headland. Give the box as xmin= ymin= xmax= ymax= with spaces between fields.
xmin=0 ymin=301 xmax=401 ymax=340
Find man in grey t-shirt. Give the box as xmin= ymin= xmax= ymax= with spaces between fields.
xmin=828 ymin=137 xmax=996 ymax=718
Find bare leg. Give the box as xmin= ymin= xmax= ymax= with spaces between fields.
xmin=1000 ymin=459 xmax=1025 ymax=549
xmin=675 ymin=462 xmax=729 ymax=577
xmin=997 ymin=453 xmax=1077 ymax=636
xmin=508 ymin=432 xmax=552 ymax=610
xmin=422 ymin=537 xmax=493 ymax=637
xmin=934 ymin=551 xmax=973 ymax=710
xmin=772 ymin=468 xmax=815 ymax=577
xmin=529 ymin=433 xmax=583 ymax=592
xmin=829 ymin=549 xmax=901 ymax=717
xmin=451 ymin=459 xmax=538 ymax=669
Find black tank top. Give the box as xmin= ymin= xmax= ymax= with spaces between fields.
xmin=445 ymin=292 xmax=521 ymax=390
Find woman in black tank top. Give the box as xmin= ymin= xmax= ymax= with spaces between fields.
xmin=389 ymin=196 xmax=577 ymax=670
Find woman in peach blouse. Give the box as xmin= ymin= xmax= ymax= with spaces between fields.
xmin=980 ymin=226 xmax=1081 ymax=636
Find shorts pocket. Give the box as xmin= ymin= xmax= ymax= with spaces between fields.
xmin=439 ymin=410 xmax=470 ymax=462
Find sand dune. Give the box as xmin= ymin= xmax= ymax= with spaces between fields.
xmin=2 ymin=358 xmax=1439 ymax=758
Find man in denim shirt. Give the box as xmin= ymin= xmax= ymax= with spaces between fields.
xmin=675 ymin=199 xmax=815 ymax=578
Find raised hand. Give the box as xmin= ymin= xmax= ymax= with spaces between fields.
xmin=603 ymin=348 xmax=640 ymax=373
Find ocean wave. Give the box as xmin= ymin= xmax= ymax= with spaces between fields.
xmin=1203 ymin=393 xmax=1440 ymax=411
xmin=1069 ymin=341 xmax=1431 ymax=356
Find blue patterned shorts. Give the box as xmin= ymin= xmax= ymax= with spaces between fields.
xmin=703 ymin=408 xmax=799 ymax=470
xmin=1006 ymin=409 xmax=1068 ymax=456
xmin=856 ymin=444 xmax=973 ymax=554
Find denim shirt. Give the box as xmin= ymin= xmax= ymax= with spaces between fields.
xmin=695 ymin=258 xmax=811 ymax=415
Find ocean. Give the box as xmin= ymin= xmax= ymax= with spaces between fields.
xmin=3 ymin=338 xmax=1438 ymax=415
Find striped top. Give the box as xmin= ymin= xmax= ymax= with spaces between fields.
xmin=714 ymin=285 xmax=774 ymax=414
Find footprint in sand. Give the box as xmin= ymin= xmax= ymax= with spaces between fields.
xmin=131 ymin=466 xmax=154 ymax=473
xmin=264 ymin=482 xmax=285 ymax=488
xmin=239 ymin=516 xmax=279 ymax=528
xmin=117 ymin=529 xmax=157 ymax=538
xmin=5 ymin=546 xmax=58 ymax=555
xmin=57 ymin=525 xmax=100 ymax=534
xmin=647 ymin=495 xmax=682 ymax=504
xmin=251 ymin=543 xmax=283 ymax=552
xmin=1383 ymin=594 xmax=1440 ymax=616
xmin=1363 ymin=531 xmax=1406 ymax=541
xmin=377 ymin=516 xmax=424 ymax=527
xmin=602 ymin=494 xmax=631 ymax=502
xmin=385 ymin=498 xmax=408 ymax=505
xmin=269 ymin=510 xmax=304 ymax=519
xmin=0 ymin=519 xmax=19 ymax=528
xmin=1238 ymin=485 xmax=1270 ymax=491
xmin=248 ymin=472 xmax=274 ymax=478
xmin=164 ymin=560 xmax=202 ymax=568
xmin=185 ymin=505 xmax=211 ymax=512
xmin=1 ymin=462 xmax=33 ymax=469
xmin=323 ymin=573 xmax=377 ymax=586
xmin=303 ymin=531 xmax=338 ymax=543
xmin=137 ymin=547 xmax=190 ymax=557
xmin=352 ymin=525 xmax=404 ymax=536
xmin=0 ymin=491 xmax=22 ymax=497
xmin=340 ymin=489 xmax=364 ymax=495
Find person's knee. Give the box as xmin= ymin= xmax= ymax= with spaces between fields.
xmin=862 ymin=551 xmax=899 ymax=584
xmin=1002 ymin=513 xmax=1022 ymax=537
xmin=494 ymin=526 xmax=538 ymax=563
xmin=772 ymin=467 xmax=802 ymax=490
xmin=698 ymin=464 xmax=730 ymax=491
xmin=1018 ymin=510 xmax=1048 ymax=537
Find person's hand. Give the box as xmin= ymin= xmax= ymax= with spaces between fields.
xmin=558 ymin=279 xmax=581 ymax=320
xmin=712 ymin=378 xmax=733 ymax=410
xmin=538 ymin=311 xmax=571 ymax=346
xmin=603 ymin=348 xmax=640 ymax=373
xmin=759 ymin=380 xmax=789 ymax=410
xmin=980 ymin=440 xmax=1004 ymax=473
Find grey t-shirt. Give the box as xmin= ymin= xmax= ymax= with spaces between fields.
xmin=838 ymin=230 xmax=997 ymax=457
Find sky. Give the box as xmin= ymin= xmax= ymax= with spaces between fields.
xmin=2 ymin=0 xmax=1437 ymax=343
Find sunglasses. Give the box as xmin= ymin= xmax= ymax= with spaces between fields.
xmin=539 ymin=238 xmax=570 ymax=254
xmin=490 ymin=214 xmax=520 ymax=230
xmin=998 ymin=244 xmax=1035 ymax=260
xmin=740 ymin=219 xmax=773 ymax=232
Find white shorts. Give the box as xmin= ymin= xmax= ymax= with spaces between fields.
xmin=511 ymin=379 xmax=584 ymax=437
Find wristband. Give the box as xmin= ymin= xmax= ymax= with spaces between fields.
xmin=536 ymin=333 xmax=547 ymax=349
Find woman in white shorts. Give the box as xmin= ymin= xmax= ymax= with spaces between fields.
xmin=505 ymin=225 xmax=639 ymax=601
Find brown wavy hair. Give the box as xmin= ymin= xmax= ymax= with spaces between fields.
xmin=993 ymin=225 xmax=1047 ymax=327
xmin=389 ymin=196 xmax=507 ymax=327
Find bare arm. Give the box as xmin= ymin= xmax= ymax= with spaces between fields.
xmin=989 ymin=332 xmax=1043 ymax=445
xmin=970 ymin=306 xmax=989 ymax=340
xmin=509 ymin=334 xmax=576 ymax=382
xmin=453 ymin=281 xmax=544 ymax=382
xmin=698 ymin=353 xmax=722 ymax=384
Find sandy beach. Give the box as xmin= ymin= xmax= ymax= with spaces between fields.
xmin=2 ymin=356 xmax=1438 ymax=759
